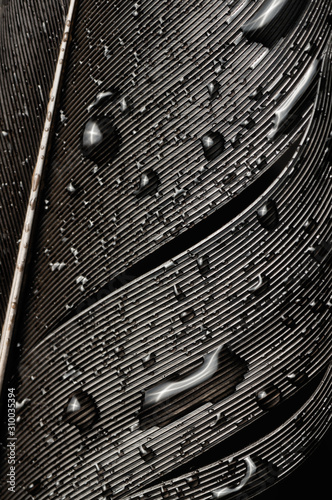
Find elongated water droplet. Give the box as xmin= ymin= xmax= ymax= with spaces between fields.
xmin=212 ymin=457 xmax=257 ymax=498
xmin=257 ymin=199 xmax=279 ymax=230
xmin=87 ymin=87 xmax=120 ymax=112
xmin=197 ymin=255 xmax=210 ymax=275
xmin=139 ymin=345 xmax=247 ymax=430
xmin=268 ymin=58 xmax=319 ymax=140
xmin=207 ymin=80 xmax=220 ymax=99
xmin=242 ymin=0 xmax=308 ymax=47
xmin=287 ymin=371 xmax=308 ymax=387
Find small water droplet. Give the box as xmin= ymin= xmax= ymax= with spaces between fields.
xmin=81 ymin=116 xmax=120 ymax=165
xmin=139 ymin=443 xmax=155 ymax=462
xmin=249 ymin=85 xmax=263 ymax=100
xmin=134 ymin=169 xmax=160 ymax=197
xmin=256 ymin=385 xmax=281 ymax=411
xmin=173 ymin=283 xmax=186 ymax=301
xmin=303 ymin=218 xmax=317 ymax=234
xmin=114 ymin=345 xmax=126 ymax=358
xmin=287 ymin=371 xmax=308 ymax=387
xmin=197 ymin=255 xmax=210 ymax=276
xmin=63 ymin=390 xmax=99 ymax=432
xmin=249 ymin=274 xmax=270 ymax=297
xmin=257 ymin=199 xmax=279 ymax=230
xmin=87 ymin=87 xmax=120 ymax=112
xmin=142 ymin=352 xmax=156 ymax=369
xmin=186 ymin=475 xmax=200 ymax=488
xmin=27 ymin=478 xmax=42 ymax=498
xmin=207 ymin=80 xmax=220 ymax=99
xmin=242 ymin=117 xmax=255 ymax=130
xmin=66 ymin=181 xmax=79 ymax=195
xmin=119 ymin=96 xmax=133 ymax=114
xmin=281 ymin=315 xmax=296 ymax=329
xmin=161 ymin=485 xmax=171 ymax=498
xmin=179 ymin=308 xmax=196 ymax=323
xmin=201 ymin=131 xmax=225 ymax=160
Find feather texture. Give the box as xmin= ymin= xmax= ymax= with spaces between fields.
xmin=0 ymin=0 xmax=331 ymax=499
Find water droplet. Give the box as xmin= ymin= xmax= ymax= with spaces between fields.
xmin=119 ymin=96 xmax=133 ymax=114
xmin=242 ymin=0 xmax=308 ymax=47
xmin=287 ymin=371 xmax=308 ymax=387
xmin=309 ymin=240 xmax=332 ymax=264
xmin=303 ymin=218 xmax=317 ymax=234
xmin=66 ymin=181 xmax=79 ymax=195
xmin=27 ymin=478 xmax=42 ymax=498
xmin=87 ymin=88 xmax=120 ymax=112
xmin=142 ymin=352 xmax=156 ymax=369
xmin=139 ymin=345 xmax=247 ymax=430
xmin=161 ymin=485 xmax=171 ymax=498
xmin=281 ymin=315 xmax=296 ymax=329
xmin=63 ymin=390 xmax=99 ymax=432
xmin=249 ymin=274 xmax=270 ymax=297
xmin=249 ymin=86 xmax=264 ymax=100
xmin=197 ymin=255 xmax=210 ymax=275
xmin=201 ymin=131 xmax=225 ymax=160
xmin=114 ymin=345 xmax=126 ymax=358
xmin=186 ymin=475 xmax=200 ymax=488
xmin=173 ymin=283 xmax=186 ymax=301
xmin=139 ymin=443 xmax=155 ymax=462
xmin=179 ymin=308 xmax=196 ymax=323
xmin=257 ymin=199 xmax=279 ymax=230
xmin=242 ymin=117 xmax=255 ymax=130
xmin=134 ymin=169 xmax=160 ymax=197
xmin=207 ymin=80 xmax=220 ymax=99
xmin=268 ymin=58 xmax=319 ymax=139
xmin=256 ymin=385 xmax=281 ymax=411
xmin=231 ymin=132 xmax=243 ymax=148
xmin=81 ymin=116 xmax=120 ymax=165
xmin=212 ymin=456 xmax=257 ymax=498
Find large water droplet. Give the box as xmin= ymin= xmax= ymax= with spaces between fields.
xmin=242 ymin=0 xmax=308 ymax=48
xmin=81 ymin=116 xmax=120 ymax=165
xmin=256 ymin=199 xmax=279 ymax=230
xmin=139 ymin=345 xmax=247 ymax=430
xmin=256 ymin=385 xmax=281 ymax=411
xmin=63 ymin=390 xmax=99 ymax=432
xmin=201 ymin=131 xmax=225 ymax=160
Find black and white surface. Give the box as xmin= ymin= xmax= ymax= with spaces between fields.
xmin=0 ymin=1 xmax=331 ymax=499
